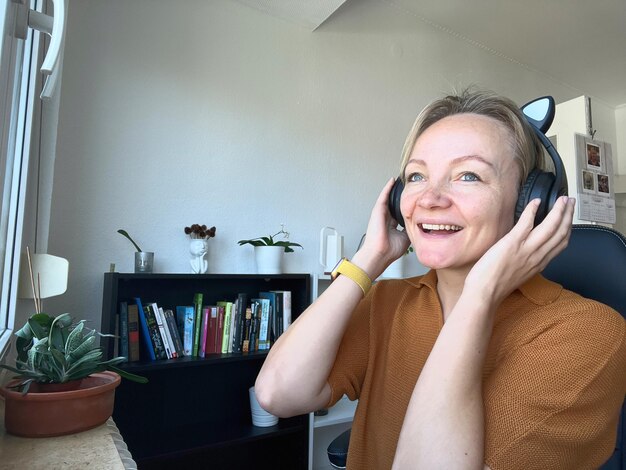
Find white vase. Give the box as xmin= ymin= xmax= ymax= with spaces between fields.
xmin=254 ymin=246 xmax=283 ymax=274
xmin=189 ymin=239 xmax=209 ymax=274
xmin=381 ymin=256 xmax=406 ymax=279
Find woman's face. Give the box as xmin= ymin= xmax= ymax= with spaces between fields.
xmin=400 ymin=113 xmax=521 ymax=273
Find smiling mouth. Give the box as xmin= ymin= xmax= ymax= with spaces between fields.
xmin=419 ymin=223 xmax=463 ymax=234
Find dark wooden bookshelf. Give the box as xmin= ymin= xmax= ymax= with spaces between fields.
xmin=101 ymin=272 xmax=311 ymax=469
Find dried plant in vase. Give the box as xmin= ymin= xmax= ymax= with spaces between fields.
xmin=184 ymin=224 xmax=216 ymax=274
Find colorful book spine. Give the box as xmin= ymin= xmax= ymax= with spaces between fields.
xmin=249 ymin=301 xmax=258 ymax=352
xmin=164 ymin=309 xmax=184 ymax=357
xmin=273 ymin=290 xmax=292 ymax=333
xmin=135 ymin=298 xmax=156 ymax=361
xmin=143 ymin=303 xmax=167 ymax=360
xmin=215 ymin=305 xmax=224 ymax=354
xmin=232 ymin=293 xmax=247 ymax=353
xmin=228 ymin=299 xmax=238 ymax=353
xmin=127 ymin=303 xmax=141 ymax=361
xmin=253 ymin=298 xmax=270 ymax=351
xmin=119 ymin=301 xmax=129 ymax=360
xmin=192 ymin=293 xmax=204 ymax=357
xmin=200 ymin=306 xmax=211 ymax=358
xmin=159 ymin=305 xmax=178 ymax=358
xmin=217 ymin=301 xmax=233 ymax=354
xmin=259 ymin=292 xmax=278 ymax=345
xmin=151 ymin=303 xmax=173 ymax=359
xmin=273 ymin=291 xmax=283 ymax=339
xmin=176 ymin=305 xmax=195 ymax=356
xmin=242 ymin=307 xmax=252 ymax=353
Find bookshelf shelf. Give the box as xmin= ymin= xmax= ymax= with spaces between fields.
xmin=101 ymin=272 xmax=311 ymax=469
xmin=313 ymin=396 xmax=357 ymax=429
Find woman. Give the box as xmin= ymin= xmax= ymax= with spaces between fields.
xmin=255 ymin=90 xmax=626 ymax=469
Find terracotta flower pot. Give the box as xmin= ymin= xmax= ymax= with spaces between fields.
xmin=0 ymin=371 xmax=121 ymax=438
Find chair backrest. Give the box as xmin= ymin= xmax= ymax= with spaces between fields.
xmin=542 ymin=224 xmax=626 ymax=470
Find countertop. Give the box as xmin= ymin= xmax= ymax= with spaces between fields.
xmin=0 ymin=398 xmax=136 ymax=470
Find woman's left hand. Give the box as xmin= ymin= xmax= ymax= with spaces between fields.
xmin=464 ymin=195 xmax=576 ymax=308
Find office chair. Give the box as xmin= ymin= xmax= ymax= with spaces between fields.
xmin=327 ymin=224 xmax=626 ymax=469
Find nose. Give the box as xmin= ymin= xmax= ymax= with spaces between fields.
xmin=400 ymin=180 xmax=452 ymax=222
xmin=416 ymin=181 xmax=452 ymax=209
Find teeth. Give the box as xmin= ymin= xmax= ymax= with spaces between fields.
xmin=421 ymin=223 xmax=462 ymax=231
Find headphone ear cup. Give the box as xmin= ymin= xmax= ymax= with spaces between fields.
xmin=388 ymin=177 xmax=405 ymax=228
xmin=515 ymin=169 xmax=556 ymax=226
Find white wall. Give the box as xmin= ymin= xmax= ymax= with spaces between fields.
xmin=43 ymin=0 xmax=604 ymax=324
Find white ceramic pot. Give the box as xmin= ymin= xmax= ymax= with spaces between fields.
xmin=254 ymin=246 xmax=283 ymax=274
xmin=189 ymin=239 xmax=209 ymax=274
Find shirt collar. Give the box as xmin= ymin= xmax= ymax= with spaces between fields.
xmin=403 ymin=270 xmax=562 ymax=305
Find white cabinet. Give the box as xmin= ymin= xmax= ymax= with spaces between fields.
xmin=308 ymin=395 xmax=357 ymax=470
xmin=308 ymin=274 xmax=357 ymax=469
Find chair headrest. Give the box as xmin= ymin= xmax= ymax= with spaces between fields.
xmin=543 ymin=225 xmax=626 ymax=317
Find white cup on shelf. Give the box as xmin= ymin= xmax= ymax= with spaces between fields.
xmin=249 ymin=386 xmax=279 ymax=427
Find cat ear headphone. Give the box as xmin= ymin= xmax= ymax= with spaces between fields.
xmin=387 ymin=96 xmax=568 ymax=228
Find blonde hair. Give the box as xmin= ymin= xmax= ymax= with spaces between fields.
xmin=399 ymin=89 xmax=544 ymax=187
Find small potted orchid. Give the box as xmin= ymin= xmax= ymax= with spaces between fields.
xmin=237 ymin=224 xmax=302 ymax=274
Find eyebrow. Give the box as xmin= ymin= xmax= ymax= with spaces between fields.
xmin=406 ymin=155 xmax=495 ymax=169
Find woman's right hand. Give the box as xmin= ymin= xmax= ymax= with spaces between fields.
xmin=353 ymin=178 xmax=411 ymax=279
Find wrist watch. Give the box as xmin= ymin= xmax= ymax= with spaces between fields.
xmin=330 ymin=258 xmax=372 ymax=296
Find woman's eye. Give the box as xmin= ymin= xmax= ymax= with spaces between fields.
xmin=460 ymin=172 xmax=481 ymax=182
xmin=406 ymin=172 xmax=424 ymax=182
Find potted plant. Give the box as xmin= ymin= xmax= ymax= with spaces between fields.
xmin=0 ymin=311 xmax=147 ymax=437
xmin=237 ymin=224 xmax=302 ymax=274
xmin=184 ymin=224 xmax=216 ymax=274
xmin=117 ymin=229 xmax=153 ymax=273
xmin=0 ymin=251 xmax=147 ymax=437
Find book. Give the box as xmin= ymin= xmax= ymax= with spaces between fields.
xmin=242 ymin=307 xmax=252 ymax=353
xmin=215 ymin=305 xmax=225 ymax=354
xmin=232 ymin=293 xmax=247 ymax=353
xmin=272 ymin=290 xmax=283 ymax=338
xmin=127 ymin=303 xmax=141 ymax=361
xmin=272 ymin=290 xmax=292 ymax=334
xmin=228 ymin=299 xmax=238 ymax=353
xmin=135 ymin=298 xmax=156 ymax=361
xmin=135 ymin=297 xmax=167 ymax=359
xmin=150 ymin=303 xmax=173 ymax=359
xmin=249 ymin=301 xmax=259 ymax=352
xmin=192 ymin=293 xmax=204 ymax=357
xmin=164 ymin=309 xmax=184 ymax=357
xmin=259 ymin=291 xmax=278 ymax=345
xmin=176 ymin=305 xmax=195 ymax=356
xmin=209 ymin=306 xmax=219 ymax=354
xmin=252 ymin=298 xmax=271 ymax=350
xmin=119 ymin=301 xmax=129 ymax=360
xmin=199 ymin=306 xmax=211 ymax=358
xmin=159 ymin=305 xmax=178 ymax=359
xmin=143 ymin=303 xmax=167 ymax=360
xmin=217 ymin=301 xmax=233 ymax=354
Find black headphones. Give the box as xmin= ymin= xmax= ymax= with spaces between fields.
xmin=387 ymin=96 xmax=568 ymax=228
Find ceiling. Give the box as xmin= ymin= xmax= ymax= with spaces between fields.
xmin=233 ymin=0 xmax=626 ymax=108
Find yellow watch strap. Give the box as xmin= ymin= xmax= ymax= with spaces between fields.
xmin=334 ymin=259 xmax=372 ymax=296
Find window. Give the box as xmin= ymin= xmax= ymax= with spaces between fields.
xmin=0 ymin=0 xmax=44 ymax=356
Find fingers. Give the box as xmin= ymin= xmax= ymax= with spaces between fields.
xmin=510 ymin=198 xmax=541 ymax=236
xmin=526 ymin=196 xmax=576 ymax=267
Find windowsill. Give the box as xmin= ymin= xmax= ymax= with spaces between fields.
xmin=0 ymin=399 xmax=136 ymax=468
